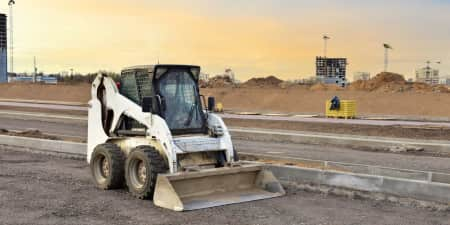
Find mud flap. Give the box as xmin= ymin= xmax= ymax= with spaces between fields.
xmin=153 ymin=165 xmax=285 ymax=211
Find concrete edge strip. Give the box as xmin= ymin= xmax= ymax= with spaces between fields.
xmin=0 ymin=134 xmax=449 ymax=204
xmin=0 ymin=110 xmax=88 ymax=121
xmin=0 ymin=135 xmax=85 ymax=155
xmin=269 ymin=165 xmax=450 ymax=204
xmin=229 ymin=128 xmax=450 ymax=147
xmin=0 ymin=99 xmax=88 ymax=106
xmin=0 ymin=102 xmax=88 ymax=111
xmin=239 ymin=152 xmax=450 ymax=184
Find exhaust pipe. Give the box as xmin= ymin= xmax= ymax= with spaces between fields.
xmin=153 ymin=165 xmax=285 ymax=211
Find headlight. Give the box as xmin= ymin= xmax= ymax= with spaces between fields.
xmin=209 ymin=125 xmax=224 ymax=137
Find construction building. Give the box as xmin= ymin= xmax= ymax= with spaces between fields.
xmin=199 ymin=72 xmax=209 ymax=82
xmin=353 ymin=72 xmax=371 ymax=81
xmin=439 ymin=77 xmax=450 ymax=86
xmin=0 ymin=14 xmax=7 ymax=83
xmin=415 ymin=66 xmax=439 ymax=85
xmin=316 ymin=57 xmax=347 ymax=86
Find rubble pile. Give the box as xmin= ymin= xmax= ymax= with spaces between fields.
xmin=242 ymin=76 xmax=283 ymax=88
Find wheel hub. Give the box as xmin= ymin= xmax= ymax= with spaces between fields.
xmin=130 ymin=159 xmax=147 ymax=189
xmin=101 ymin=157 xmax=110 ymax=177
xmin=137 ymin=161 xmax=147 ymax=184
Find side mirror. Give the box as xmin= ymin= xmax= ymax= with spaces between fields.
xmin=208 ymin=97 xmax=216 ymax=112
xmin=143 ymin=95 xmax=162 ymax=114
xmin=142 ymin=97 xmax=153 ymax=113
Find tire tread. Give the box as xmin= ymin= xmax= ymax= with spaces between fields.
xmin=126 ymin=146 xmax=168 ymax=200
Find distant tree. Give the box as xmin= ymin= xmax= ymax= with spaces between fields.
xmin=54 ymin=71 xmax=120 ymax=84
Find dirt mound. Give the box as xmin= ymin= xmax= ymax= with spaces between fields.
xmin=348 ymin=72 xmax=449 ymax=93
xmin=353 ymin=72 xmax=450 ymax=93
xmin=0 ymin=129 xmax=60 ymax=140
xmin=350 ymin=72 xmax=407 ymax=92
xmin=431 ymin=85 xmax=450 ymax=93
xmin=242 ymin=76 xmax=283 ymax=88
xmin=0 ymin=83 xmax=91 ymax=103
xmin=310 ymin=83 xmax=345 ymax=91
xmin=206 ymin=76 xmax=235 ymax=88
xmin=201 ymin=87 xmax=450 ymax=118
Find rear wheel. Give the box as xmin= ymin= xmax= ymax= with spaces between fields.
xmin=125 ymin=146 xmax=168 ymax=200
xmin=90 ymin=143 xmax=125 ymax=189
xmin=233 ymin=148 xmax=239 ymax=162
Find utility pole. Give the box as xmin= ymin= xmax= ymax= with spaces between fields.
xmin=8 ymin=0 xmax=15 ymax=73
xmin=323 ymin=35 xmax=330 ymax=58
xmin=33 ymin=56 xmax=37 ymax=83
xmin=383 ymin=43 xmax=393 ymax=72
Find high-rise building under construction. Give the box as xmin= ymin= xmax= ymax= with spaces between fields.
xmin=316 ymin=57 xmax=347 ymax=86
xmin=0 ymin=14 xmax=7 ymax=83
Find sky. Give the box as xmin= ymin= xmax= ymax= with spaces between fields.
xmin=0 ymin=0 xmax=449 ymax=81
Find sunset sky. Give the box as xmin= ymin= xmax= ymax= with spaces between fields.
xmin=1 ymin=0 xmax=449 ymax=81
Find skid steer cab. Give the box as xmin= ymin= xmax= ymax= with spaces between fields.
xmin=87 ymin=65 xmax=285 ymax=211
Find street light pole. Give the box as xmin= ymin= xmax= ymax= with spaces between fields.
xmin=8 ymin=0 xmax=15 ymax=73
xmin=323 ymin=35 xmax=330 ymax=58
xmin=383 ymin=43 xmax=393 ymax=72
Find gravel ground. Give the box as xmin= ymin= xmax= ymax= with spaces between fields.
xmin=0 ymin=149 xmax=449 ymax=225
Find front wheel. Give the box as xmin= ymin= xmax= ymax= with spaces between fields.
xmin=125 ymin=146 xmax=168 ymax=200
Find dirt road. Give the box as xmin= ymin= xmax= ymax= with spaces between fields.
xmin=1 ymin=83 xmax=450 ymax=118
xmin=237 ymin=140 xmax=450 ymax=173
xmin=202 ymin=87 xmax=450 ymax=118
xmin=0 ymin=149 xmax=448 ymax=225
xmin=0 ymin=116 xmax=449 ymax=173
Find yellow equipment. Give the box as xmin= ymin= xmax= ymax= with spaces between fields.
xmin=326 ymin=100 xmax=356 ymax=119
xmin=215 ymin=102 xmax=224 ymax=113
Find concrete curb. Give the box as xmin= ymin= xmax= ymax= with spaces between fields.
xmin=269 ymin=165 xmax=450 ymax=204
xmin=239 ymin=152 xmax=450 ymax=184
xmin=1 ymin=135 xmax=449 ymax=204
xmin=230 ymin=128 xmax=450 ymax=154
xmin=0 ymin=135 xmax=85 ymax=155
xmin=0 ymin=99 xmax=88 ymax=106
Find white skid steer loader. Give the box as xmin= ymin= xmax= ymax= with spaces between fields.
xmin=87 ymin=65 xmax=285 ymax=211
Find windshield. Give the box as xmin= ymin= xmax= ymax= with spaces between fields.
xmin=158 ymin=69 xmax=205 ymax=133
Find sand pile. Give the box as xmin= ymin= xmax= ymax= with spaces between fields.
xmin=206 ymin=76 xmax=234 ymax=88
xmin=310 ymin=83 xmax=345 ymax=91
xmin=0 ymin=129 xmax=60 ymax=140
xmin=242 ymin=76 xmax=283 ymax=88
xmin=350 ymin=72 xmax=450 ymax=93
xmin=350 ymin=72 xmax=407 ymax=92
xmin=0 ymin=83 xmax=91 ymax=102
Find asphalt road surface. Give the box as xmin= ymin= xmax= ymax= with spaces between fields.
xmin=221 ymin=113 xmax=450 ymax=128
xmin=1 ymin=100 xmax=450 ymax=127
xmin=0 ymin=114 xmax=449 ymax=173
xmin=1 ymin=149 xmax=449 ymax=225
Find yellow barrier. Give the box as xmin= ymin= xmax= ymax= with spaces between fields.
xmin=215 ymin=102 xmax=224 ymax=113
xmin=326 ymin=100 xmax=356 ymax=119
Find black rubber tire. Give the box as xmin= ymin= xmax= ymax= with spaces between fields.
xmin=125 ymin=146 xmax=168 ymax=200
xmin=90 ymin=143 xmax=125 ymax=190
xmin=233 ymin=147 xmax=240 ymax=162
